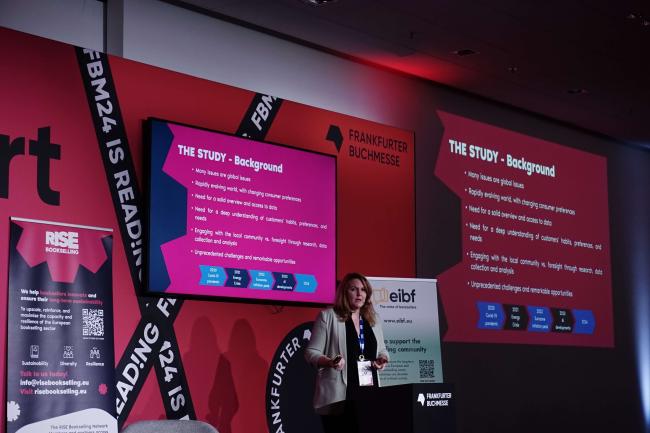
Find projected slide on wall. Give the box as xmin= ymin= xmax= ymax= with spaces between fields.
xmin=435 ymin=111 xmax=613 ymax=347
xmin=146 ymin=119 xmax=336 ymax=304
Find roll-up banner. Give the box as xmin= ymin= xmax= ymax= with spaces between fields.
xmin=6 ymin=218 xmax=116 ymax=433
xmin=368 ymin=277 xmax=444 ymax=386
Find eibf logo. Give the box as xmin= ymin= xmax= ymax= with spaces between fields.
xmin=374 ymin=287 xmax=417 ymax=304
xmin=45 ymin=230 xmax=79 ymax=255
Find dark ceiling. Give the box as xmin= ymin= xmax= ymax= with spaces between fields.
xmin=175 ymin=0 xmax=650 ymax=148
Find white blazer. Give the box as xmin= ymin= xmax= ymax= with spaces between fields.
xmin=304 ymin=307 xmax=390 ymax=413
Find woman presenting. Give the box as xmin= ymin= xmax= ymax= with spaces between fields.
xmin=305 ymin=272 xmax=390 ymax=433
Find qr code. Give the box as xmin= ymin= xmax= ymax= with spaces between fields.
xmin=419 ymin=359 xmax=435 ymax=379
xmin=82 ymin=308 xmax=104 ymax=337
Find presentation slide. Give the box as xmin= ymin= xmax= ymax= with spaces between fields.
xmin=435 ymin=111 xmax=613 ymax=347
xmin=145 ymin=119 xmax=336 ymax=304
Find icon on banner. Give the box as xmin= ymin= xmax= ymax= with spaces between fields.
xmin=7 ymin=401 xmax=21 ymax=422
xmin=63 ymin=346 xmax=74 ymax=359
xmin=375 ymin=287 xmax=390 ymax=303
xmin=89 ymin=347 xmax=101 ymax=359
xmin=417 ymin=393 xmax=425 ymax=406
xmin=29 ymin=345 xmax=39 ymax=359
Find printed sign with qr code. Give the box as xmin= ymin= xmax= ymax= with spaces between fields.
xmin=82 ymin=308 xmax=105 ymax=338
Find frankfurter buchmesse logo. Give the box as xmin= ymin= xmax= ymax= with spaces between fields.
xmin=0 ymin=126 xmax=61 ymax=205
xmin=416 ymin=392 xmax=453 ymax=407
xmin=326 ymin=125 xmax=343 ymax=152
xmin=266 ymin=322 xmax=323 ymax=433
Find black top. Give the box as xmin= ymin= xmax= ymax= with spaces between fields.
xmin=345 ymin=316 xmax=379 ymax=399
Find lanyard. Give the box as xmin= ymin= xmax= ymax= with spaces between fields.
xmin=358 ymin=315 xmax=366 ymax=361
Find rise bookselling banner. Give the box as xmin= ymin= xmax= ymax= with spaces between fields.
xmin=6 ymin=218 xmax=116 ymax=433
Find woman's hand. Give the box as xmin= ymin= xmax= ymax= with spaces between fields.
xmin=319 ymin=355 xmax=345 ymax=370
xmin=331 ymin=355 xmax=345 ymax=371
xmin=372 ymin=357 xmax=388 ymax=370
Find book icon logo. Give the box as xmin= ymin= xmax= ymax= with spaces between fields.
xmin=374 ymin=287 xmax=389 ymax=303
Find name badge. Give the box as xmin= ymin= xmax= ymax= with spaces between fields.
xmin=357 ymin=360 xmax=373 ymax=386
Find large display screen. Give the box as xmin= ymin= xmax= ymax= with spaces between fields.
xmin=145 ymin=119 xmax=336 ymax=304
xmin=435 ymin=111 xmax=613 ymax=347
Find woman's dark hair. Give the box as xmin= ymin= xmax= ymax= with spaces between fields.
xmin=333 ymin=272 xmax=377 ymax=326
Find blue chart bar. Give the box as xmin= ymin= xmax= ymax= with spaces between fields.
xmin=295 ymin=274 xmax=318 ymax=293
xmin=478 ymin=301 xmax=596 ymax=335
xmin=573 ymin=310 xmax=596 ymax=334
xmin=273 ymin=272 xmax=296 ymax=291
xmin=527 ymin=306 xmax=552 ymax=332
xmin=249 ymin=270 xmax=273 ymax=290
xmin=199 ymin=267 xmax=312 ymax=294
xmin=477 ymin=302 xmax=505 ymax=329
xmin=225 ymin=268 xmax=250 ymax=288
xmin=199 ymin=266 xmax=226 ymax=286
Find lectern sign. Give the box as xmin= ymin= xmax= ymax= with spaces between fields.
xmin=369 ymin=277 xmax=443 ymax=386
